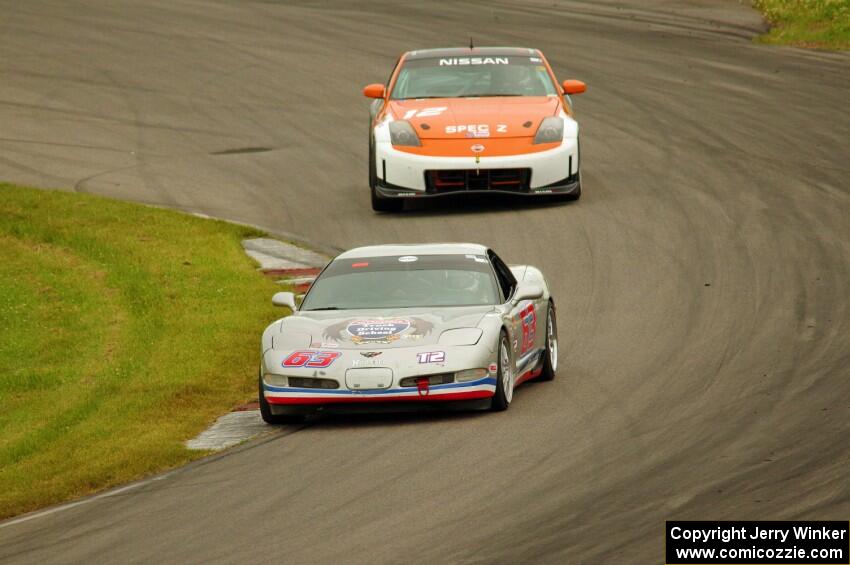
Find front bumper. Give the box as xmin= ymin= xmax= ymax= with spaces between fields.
xmin=374 ymin=138 xmax=579 ymax=197
xmin=263 ymin=376 xmax=496 ymax=406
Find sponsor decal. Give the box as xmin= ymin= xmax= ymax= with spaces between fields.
xmin=360 ymin=351 xmax=382 ymax=358
xmin=530 ymin=57 xmax=541 ymax=63
xmin=446 ymin=124 xmax=488 ymax=136
xmin=447 ymin=124 xmax=508 ymax=138
xmin=347 ymin=319 xmax=411 ymax=344
xmin=438 ymin=57 xmax=509 ymax=66
xmin=470 ymin=144 xmax=485 ymax=153
xmin=416 ymin=351 xmax=446 ymax=364
xmin=282 ymin=350 xmax=341 ymax=368
xmin=323 ymin=317 xmax=434 ymax=344
xmin=351 ymin=358 xmax=383 ymax=367
xmin=465 ymin=254 xmax=489 ymax=264
xmin=398 ymin=255 xmax=418 ymax=262
xmin=488 ymin=363 xmax=498 ymax=374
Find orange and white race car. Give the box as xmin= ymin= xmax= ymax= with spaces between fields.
xmin=363 ymin=47 xmax=586 ymax=211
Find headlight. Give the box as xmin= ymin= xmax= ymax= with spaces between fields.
xmin=533 ymin=117 xmax=564 ymax=144
xmin=455 ymin=368 xmax=488 ymax=382
xmin=389 ymin=120 xmax=422 ymax=147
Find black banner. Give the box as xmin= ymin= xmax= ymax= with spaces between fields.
xmin=666 ymin=521 xmax=849 ymax=564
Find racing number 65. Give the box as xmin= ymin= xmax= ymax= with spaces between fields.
xmin=520 ymin=304 xmax=537 ymax=354
xmin=282 ymin=350 xmax=341 ymax=368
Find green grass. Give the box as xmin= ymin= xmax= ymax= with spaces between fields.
xmin=754 ymin=0 xmax=850 ymax=50
xmin=0 ymin=183 xmax=283 ymax=518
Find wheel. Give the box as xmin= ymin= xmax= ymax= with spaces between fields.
xmin=369 ymin=131 xmax=402 ymax=212
xmin=258 ymin=372 xmax=305 ymax=425
xmin=551 ymin=138 xmax=581 ymax=202
xmin=490 ymin=331 xmax=514 ymax=411
xmin=565 ymin=176 xmax=581 ymax=201
xmin=539 ymin=303 xmax=558 ymax=381
xmin=371 ymin=184 xmax=402 ymax=212
xmin=550 ymin=170 xmax=581 ymax=202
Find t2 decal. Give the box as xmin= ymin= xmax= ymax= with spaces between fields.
xmin=282 ymin=350 xmax=341 ymax=368
xmin=416 ymin=351 xmax=446 ymax=364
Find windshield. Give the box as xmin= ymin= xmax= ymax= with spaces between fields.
xmin=390 ymin=55 xmax=558 ymax=100
xmin=300 ymin=254 xmax=500 ymax=310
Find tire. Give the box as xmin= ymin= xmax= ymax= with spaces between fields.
xmin=539 ymin=303 xmax=558 ymax=381
xmin=369 ymin=131 xmax=402 ymax=212
xmin=551 ymin=138 xmax=582 ymax=202
xmin=371 ymin=184 xmax=402 ymax=212
xmin=550 ymin=170 xmax=581 ymax=202
xmin=565 ymin=177 xmax=581 ymax=201
xmin=258 ymin=372 xmax=306 ymax=425
xmin=490 ymin=331 xmax=514 ymax=411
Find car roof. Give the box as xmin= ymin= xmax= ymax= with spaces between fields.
xmin=336 ymin=243 xmax=489 ymax=259
xmin=404 ymin=47 xmax=537 ymax=60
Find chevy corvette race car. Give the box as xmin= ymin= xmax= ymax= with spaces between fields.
xmin=259 ymin=243 xmax=558 ymax=423
xmin=363 ymin=46 xmax=586 ymax=211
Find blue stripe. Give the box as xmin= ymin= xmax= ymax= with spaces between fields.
xmin=516 ymin=348 xmax=543 ymax=372
xmin=264 ymin=376 xmax=496 ymax=395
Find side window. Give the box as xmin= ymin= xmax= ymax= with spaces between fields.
xmin=488 ymin=250 xmax=516 ymax=302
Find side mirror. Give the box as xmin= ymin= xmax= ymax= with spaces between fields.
xmin=562 ymin=79 xmax=586 ymax=95
xmin=272 ymin=291 xmax=297 ymax=310
xmin=513 ymin=284 xmax=544 ymax=304
xmin=363 ymin=83 xmax=386 ymax=99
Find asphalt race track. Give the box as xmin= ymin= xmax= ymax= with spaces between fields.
xmin=1 ymin=1 xmax=848 ymax=563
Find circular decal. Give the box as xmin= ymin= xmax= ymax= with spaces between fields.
xmin=347 ymin=319 xmax=411 ymax=344
xmin=470 ymin=144 xmax=485 ymax=153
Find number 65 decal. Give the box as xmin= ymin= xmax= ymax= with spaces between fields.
xmin=282 ymin=350 xmax=341 ymax=368
xmin=520 ymin=304 xmax=537 ymax=354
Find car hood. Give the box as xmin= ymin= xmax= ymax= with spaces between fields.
xmin=279 ymin=305 xmax=495 ymax=350
xmin=387 ymin=96 xmax=560 ymax=140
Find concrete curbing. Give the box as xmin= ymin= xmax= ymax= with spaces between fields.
xmin=186 ymin=237 xmax=329 ymax=451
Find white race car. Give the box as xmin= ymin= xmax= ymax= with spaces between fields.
xmin=259 ymin=243 xmax=558 ymax=423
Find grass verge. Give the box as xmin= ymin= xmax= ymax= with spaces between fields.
xmin=754 ymin=0 xmax=850 ymax=50
xmin=0 ymin=183 xmax=281 ymax=519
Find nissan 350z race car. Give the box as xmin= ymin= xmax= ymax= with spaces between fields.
xmin=363 ymin=46 xmax=586 ymax=211
xmin=259 ymin=243 xmax=558 ymax=423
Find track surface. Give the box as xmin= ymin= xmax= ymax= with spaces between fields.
xmin=1 ymin=1 xmax=848 ymax=563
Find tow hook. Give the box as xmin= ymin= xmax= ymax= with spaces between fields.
xmin=416 ymin=377 xmax=430 ymax=397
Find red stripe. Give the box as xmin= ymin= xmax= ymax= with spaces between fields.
xmin=515 ymin=366 xmax=542 ymax=387
xmin=267 ymin=390 xmax=493 ymax=405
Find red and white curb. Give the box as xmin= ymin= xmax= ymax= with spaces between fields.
xmin=185 ymin=238 xmax=329 ymax=451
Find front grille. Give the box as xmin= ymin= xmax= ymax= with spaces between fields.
xmin=288 ymin=377 xmax=339 ymax=389
xmin=425 ymin=169 xmax=531 ymax=193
